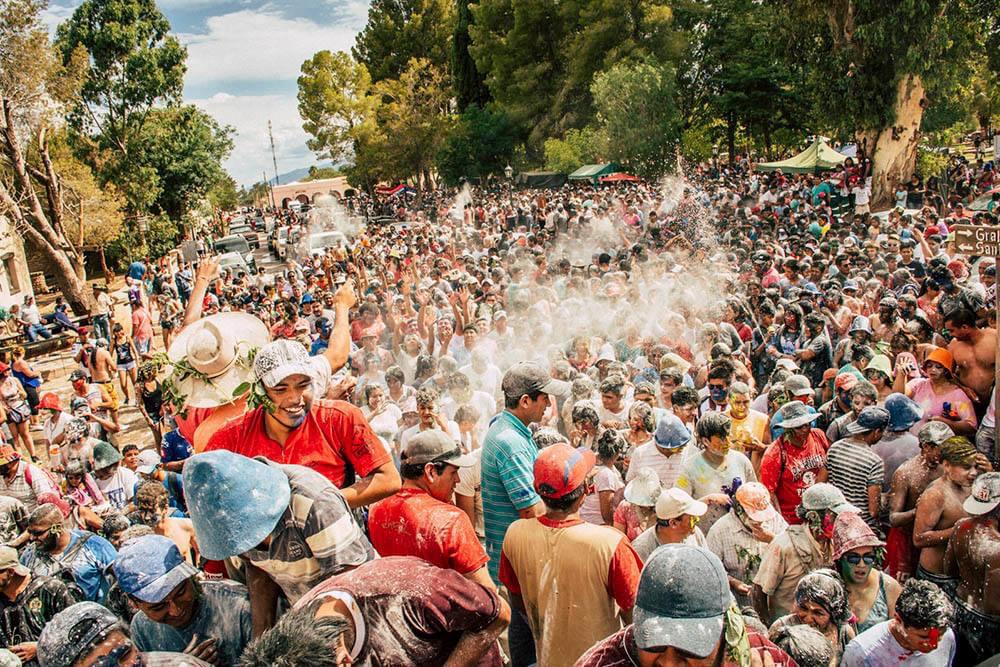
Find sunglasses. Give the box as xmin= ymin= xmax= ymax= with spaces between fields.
xmin=844 ymin=552 xmax=877 ymax=565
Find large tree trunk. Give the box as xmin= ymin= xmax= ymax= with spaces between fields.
xmin=869 ymin=74 xmax=926 ymax=209
xmin=35 ymin=239 xmax=92 ymax=313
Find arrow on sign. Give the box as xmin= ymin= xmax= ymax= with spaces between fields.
xmin=958 ymin=243 xmax=975 ymax=252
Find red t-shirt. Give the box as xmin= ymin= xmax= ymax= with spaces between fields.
xmin=497 ymin=516 xmax=642 ymax=611
xmin=759 ymin=429 xmax=828 ymax=525
xmin=368 ymin=487 xmax=488 ymax=574
xmin=205 ymin=399 xmax=389 ymax=487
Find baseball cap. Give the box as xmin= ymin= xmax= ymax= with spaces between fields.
xmin=783 ymin=374 xmax=813 ymax=397
xmin=501 ymin=362 xmax=570 ymax=400
xmin=964 ymin=473 xmax=1000 ymax=515
xmin=653 ymin=414 xmax=691 ymax=450
xmin=734 ymin=482 xmax=777 ymax=523
xmin=834 ymin=373 xmax=858 ymax=391
xmin=113 ymin=535 xmax=198 ymax=603
xmin=533 ymin=444 xmax=596 ymax=499
xmin=400 ymin=430 xmax=476 ymax=467
xmin=655 ymin=487 xmax=707 ymax=521
xmin=136 ymin=449 xmax=162 ymax=476
xmin=37 ymin=602 xmax=122 ymax=667
xmin=800 ymin=483 xmax=858 ymax=514
xmin=253 ymin=339 xmax=315 ymax=388
xmin=844 ymin=406 xmax=890 ymax=436
xmin=774 ymin=358 xmax=799 ymax=372
xmin=0 ymin=546 xmax=28 ymax=577
xmin=917 ymin=421 xmax=955 ymax=446
xmin=633 ymin=545 xmax=731 ymax=655
xmin=0 ymin=446 xmax=19 ymax=466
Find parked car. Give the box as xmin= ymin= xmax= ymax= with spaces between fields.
xmin=216 ymin=251 xmax=253 ymax=277
xmin=307 ymin=230 xmax=349 ymax=258
xmin=213 ymin=235 xmax=256 ymax=272
xmin=276 ymin=228 xmax=300 ymax=261
xmin=230 ymin=223 xmax=260 ymax=250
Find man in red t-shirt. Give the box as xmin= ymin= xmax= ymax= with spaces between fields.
xmin=206 ymin=339 xmax=400 ymax=508
xmin=760 ymin=401 xmax=829 ymax=524
xmin=368 ymin=430 xmax=492 ymax=589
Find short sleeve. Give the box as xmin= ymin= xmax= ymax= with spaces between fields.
xmin=867 ymin=458 xmax=885 ymax=488
xmin=594 ymin=467 xmax=620 ymax=493
xmin=498 ymin=443 xmax=540 ymax=511
xmin=605 ymin=539 xmax=642 ymax=610
xmin=498 ymin=549 xmax=520 ymax=593
xmin=323 ymin=402 xmax=392 ymax=479
xmin=759 ymin=446 xmax=780 ymax=493
xmin=304 ymin=486 xmax=370 ymax=573
xmin=752 ymin=540 xmax=784 ymax=595
xmin=444 ymin=512 xmax=489 ymax=574
xmin=415 ymin=568 xmax=501 ymax=636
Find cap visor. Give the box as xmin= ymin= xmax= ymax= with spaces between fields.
xmin=137 ymin=465 xmax=157 ymax=475
xmin=832 ymin=502 xmax=860 ymax=515
xmin=633 ymin=607 xmax=725 ymax=656
xmin=128 ymin=560 xmax=198 ymax=603
xmin=687 ymin=499 xmax=709 ymax=516
xmin=448 ymin=452 xmax=479 ymax=468
xmin=540 ymin=378 xmax=570 ymax=397
xmin=963 ymin=497 xmax=1000 ymax=516
xmin=744 ymin=505 xmax=777 ymax=523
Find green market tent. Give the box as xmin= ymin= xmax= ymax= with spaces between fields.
xmin=756 ymin=140 xmax=847 ymax=174
xmin=568 ymin=163 xmax=619 ymax=183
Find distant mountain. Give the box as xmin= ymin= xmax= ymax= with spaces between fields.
xmin=268 ymin=162 xmax=347 ymax=185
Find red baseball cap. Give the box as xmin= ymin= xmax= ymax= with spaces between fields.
xmin=534 ymin=444 xmax=596 ymax=499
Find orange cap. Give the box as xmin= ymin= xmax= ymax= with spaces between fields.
xmin=924 ymin=347 xmax=954 ymax=373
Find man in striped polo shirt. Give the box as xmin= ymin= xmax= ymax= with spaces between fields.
xmin=482 ymin=361 xmax=568 ymax=667
xmin=827 ymin=406 xmax=889 ymax=528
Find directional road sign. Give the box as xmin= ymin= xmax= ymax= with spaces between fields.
xmin=953 ymin=225 xmax=1000 ymax=257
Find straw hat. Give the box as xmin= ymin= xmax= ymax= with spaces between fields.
xmin=166 ymin=312 xmax=270 ymax=409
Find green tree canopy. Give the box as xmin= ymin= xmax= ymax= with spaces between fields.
xmin=298 ymin=50 xmax=377 ymax=164
xmin=352 ymin=0 xmax=454 ymax=83
xmin=452 ymin=0 xmax=490 ymax=111
xmin=543 ymin=127 xmax=607 ymax=173
xmin=436 ymin=103 xmax=517 ymax=184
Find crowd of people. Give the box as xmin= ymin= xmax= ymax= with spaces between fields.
xmin=0 ymin=150 xmax=996 ymax=666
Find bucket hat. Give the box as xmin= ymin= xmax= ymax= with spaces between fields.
xmin=653 ymin=414 xmax=691 ymax=450
xmin=38 ymin=392 xmax=61 ymax=411
xmin=864 ymin=355 xmax=892 ymax=379
xmin=624 ymin=468 xmax=662 ymax=507
xmin=832 ymin=511 xmax=885 ymax=560
xmin=182 ymin=451 xmax=291 ymax=560
xmin=848 ymin=315 xmax=872 ymax=335
xmin=37 ymin=602 xmax=122 ymax=667
xmin=884 ymin=393 xmax=923 ymax=431
xmin=923 ymin=347 xmax=954 ymax=373
xmin=92 ymin=441 xmax=122 ymax=470
xmin=633 ymin=545 xmax=731 ymax=655
xmin=773 ymin=401 xmax=819 ymax=429
xmin=114 ymin=535 xmax=198 ymax=603
xmin=167 ymin=312 xmax=270 ymax=408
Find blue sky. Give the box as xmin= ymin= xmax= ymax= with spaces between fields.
xmin=44 ymin=0 xmax=371 ymax=187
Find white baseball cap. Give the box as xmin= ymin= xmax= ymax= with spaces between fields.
xmin=655 ymin=487 xmax=708 ymax=521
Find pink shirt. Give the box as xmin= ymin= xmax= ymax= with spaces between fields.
xmin=907 ymin=378 xmax=977 ymax=433
xmin=131 ymin=306 xmax=153 ymax=342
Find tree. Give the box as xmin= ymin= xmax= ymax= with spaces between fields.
xmin=785 ymin=0 xmax=984 ymax=206
xmin=56 ymin=0 xmax=187 ymax=212
xmin=207 ymin=174 xmax=239 ymax=212
xmin=303 ymin=165 xmax=344 ymax=181
xmin=0 ymin=0 xmax=97 ymax=313
xmin=374 ymin=58 xmax=455 ymax=190
xmin=297 ymin=51 xmax=378 ymax=164
xmin=591 ymin=59 xmax=681 ymax=178
xmin=136 ymin=105 xmax=234 ymax=220
xmin=436 ymin=103 xmax=517 ymax=184
xmin=543 ymin=127 xmax=607 ymax=173
xmin=470 ymin=0 xmax=678 ymax=147
xmin=352 ymin=0 xmax=454 ymax=83
xmin=452 ymin=0 xmax=490 ymax=111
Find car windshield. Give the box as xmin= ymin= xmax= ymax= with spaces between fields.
xmin=216 ymin=236 xmax=249 ymax=254
xmin=310 ymin=233 xmax=343 ymax=249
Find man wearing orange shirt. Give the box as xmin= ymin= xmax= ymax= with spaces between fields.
xmin=368 ymin=430 xmax=492 ymax=589
xmin=206 ymin=339 xmax=400 ymax=508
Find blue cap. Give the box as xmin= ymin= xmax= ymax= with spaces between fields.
xmin=653 ymin=414 xmax=691 ymax=450
xmin=633 ymin=545 xmax=731 ymax=654
xmin=182 ymin=451 xmax=291 ymax=560
xmin=884 ymin=393 xmax=923 ymax=431
xmin=114 ymin=535 xmax=198 ymax=603
xmin=301 ymin=294 xmax=314 ymax=304
xmin=844 ymin=405 xmax=891 ymax=436
xmin=842 ymin=279 xmax=859 ymax=292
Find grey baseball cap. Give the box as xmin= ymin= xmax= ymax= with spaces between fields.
xmin=501 ymin=361 xmax=570 ymax=399
xmin=633 ymin=545 xmax=732 ymax=655
xmin=800 ymin=483 xmax=858 ymax=514
xmin=401 ymin=430 xmax=477 ymax=467
xmin=783 ymin=374 xmax=813 ymax=397
xmin=844 ymin=405 xmax=890 ymax=436
xmin=917 ymin=421 xmax=954 ymax=446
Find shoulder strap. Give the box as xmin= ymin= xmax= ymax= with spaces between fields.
xmin=56 ymin=532 xmax=93 ymax=566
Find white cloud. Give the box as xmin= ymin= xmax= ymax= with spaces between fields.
xmin=179 ymin=8 xmax=359 ymax=87
xmin=191 ymin=92 xmax=315 ymax=187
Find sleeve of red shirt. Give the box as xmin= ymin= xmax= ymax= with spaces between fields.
xmin=203 ymin=416 xmax=239 ymax=454
xmin=321 ymin=401 xmax=391 ymax=478
xmin=416 ymin=567 xmax=502 ymax=635
xmin=810 ymin=428 xmax=831 ymax=452
xmin=497 ymin=550 xmax=520 ymax=594
xmin=605 ymin=538 xmax=642 ymax=611
xmin=759 ymin=444 xmax=780 ymax=494
xmin=748 ymin=629 xmax=796 ymax=666
xmin=446 ymin=512 xmax=490 ymax=575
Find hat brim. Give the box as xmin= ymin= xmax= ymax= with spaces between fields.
xmin=624 ymin=481 xmax=660 ymax=507
xmin=260 ymin=361 xmax=317 ymax=389
xmin=775 ymin=413 xmax=819 ymax=429
xmin=137 ymin=464 xmax=158 ymax=475
xmin=743 ymin=504 xmax=777 ymax=523
xmin=685 ymin=498 xmax=709 ymax=517
xmin=540 ymin=378 xmax=571 ymax=397
xmin=963 ymin=496 xmax=1000 ymax=516
xmin=0 ymin=563 xmax=30 ymax=577
xmin=126 ymin=560 xmax=198 ymax=603
xmin=633 ymin=607 xmax=725 ymax=656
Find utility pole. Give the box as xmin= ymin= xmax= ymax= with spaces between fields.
xmin=268 ymin=120 xmax=280 ymax=185
xmin=264 ymin=170 xmax=276 ymax=210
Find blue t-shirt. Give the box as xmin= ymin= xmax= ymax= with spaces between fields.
xmin=161 ymin=429 xmax=193 ymax=464
xmin=131 ymin=579 xmax=253 ymax=665
xmin=481 ymin=411 xmax=540 ymax=580
xmin=128 ymin=261 xmax=147 ymax=281
xmin=20 ymin=530 xmax=117 ymax=603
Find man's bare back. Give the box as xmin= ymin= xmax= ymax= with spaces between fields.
xmin=889 ymin=455 xmax=942 ymax=529
xmin=950 ymin=328 xmax=997 ymax=403
xmin=90 ymin=348 xmax=116 ymax=383
xmin=945 ymin=516 xmax=1000 ymax=614
xmin=158 ymin=517 xmax=199 ymax=565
